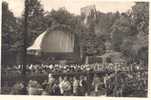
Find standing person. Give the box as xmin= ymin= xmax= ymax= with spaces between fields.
xmin=42 ymin=80 xmax=48 ymax=90
xmin=59 ymin=76 xmax=72 ymax=96
xmin=52 ymin=79 xmax=61 ymax=95
xmin=73 ymin=76 xmax=80 ymax=96
xmin=104 ymin=73 xmax=109 ymax=96
xmin=41 ymin=80 xmax=49 ymax=95
xmin=92 ymin=74 xmax=102 ymax=96
xmin=47 ymin=73 xmax=55 ymax=95
xmin=79 ymin=75 xmax=87 ymax=96
xmin=83 ymin=76 xmax=90 ymax=96
xmin=48 ymin=73 xmax=55 ymax=83
xmin=59 ymin=76 xmax=63 ymax=95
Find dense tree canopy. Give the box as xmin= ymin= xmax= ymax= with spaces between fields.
xmin=110 ymin=2 xmax=149 ymax=64
xmin=25 ymin=0 xmax=47 ymax=46
xmin=2 ymin=1 xmax=22 ymax=65
xmin=2 ymin=1 xmax=149 ymax=65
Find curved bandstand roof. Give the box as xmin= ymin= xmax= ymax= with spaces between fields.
xmin=26 ymin=27 xmax=80 ymax=63
xmin=27 ymin=31 xmax=47 ymax=51
xmin=27 ymin=29 xmax=75 ymax=53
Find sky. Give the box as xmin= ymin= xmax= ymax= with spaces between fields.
xmin=3 ymin=0 xmax=135 ymax=17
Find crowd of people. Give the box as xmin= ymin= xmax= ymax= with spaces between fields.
xmin=4 ymin=62 xmax=147 ymax=96
xmin=3 ymin=62 xmax=147 ymax=75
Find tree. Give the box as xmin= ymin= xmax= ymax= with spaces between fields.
xmin=120 ymin=38 xmax=136 ymax=62
xmin=131 ymin=2 xmax=149 ymax=48
xmin=2 ymin=1 xmax=21 ymax=65
xmin=45 ymin=8 xmax=79 ymax=34
xmin=111 ymin=13 xmax=132 ymax=52
xmin=131 ymin=2 xmax=149 ymax=64
xmin=2 ymin=1 xmax=15 ymax=50
xmin=91 ymin=11 xmax=120 ymax=55
xmin=95 ymin=12 xmax=120 ymax=37
xmin=25 ymin=0 xmax=46 ymax=46
xmin=110 ymin=2 xmax=149 ymax=64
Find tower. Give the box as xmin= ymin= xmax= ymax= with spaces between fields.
xmin=81 ymin=5 xmax=97 ymax=29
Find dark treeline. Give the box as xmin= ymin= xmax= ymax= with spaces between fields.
xmin=2 ymin=0 xmax=149 ymax=66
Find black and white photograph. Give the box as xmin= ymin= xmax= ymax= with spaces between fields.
xmin=1 ymin=0 xmax=149 ymax=97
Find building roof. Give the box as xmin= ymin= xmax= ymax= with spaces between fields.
xmin=27 ymin=31 xmax=47 ymax=51
xmin=27 ymin=29 xmax=74 ymax=53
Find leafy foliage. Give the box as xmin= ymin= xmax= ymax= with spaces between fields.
xmin=2 ymin=1 xmax=149 ymax=65
xmin=131 ymin=2 xmax=149 ymax=64
xmin=2 ymin=1 xmax=22 ymax=65
xmin=26 ymin=0 xmax=47 ymax=46
xmin=45 ymin=8 xmax=79 ymax=34
xmin=110 ymin=2 xmax=149 ymax=64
